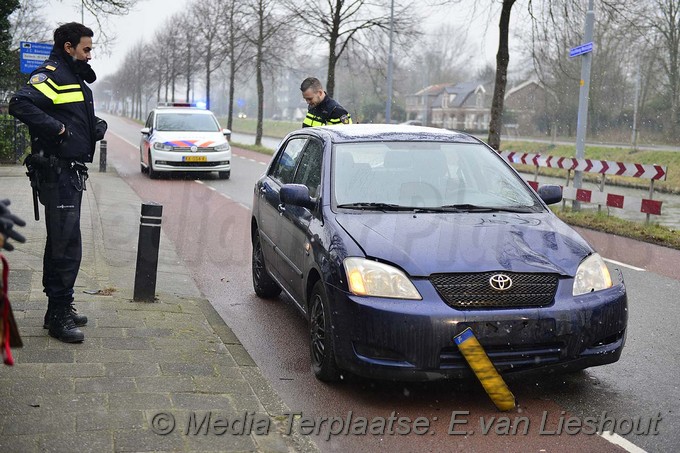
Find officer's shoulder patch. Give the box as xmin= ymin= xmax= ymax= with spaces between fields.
xmin=45 ymin=64 xmax=57 ymax=71
xmin=29 ymin=73 xmax=48 ymax=85
xmin=340 ymin=114 xmax=350 ymax=124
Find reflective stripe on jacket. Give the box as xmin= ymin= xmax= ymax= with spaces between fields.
xmin=302 ymin=94 xmax=352 ymax=128
xmin=9 ymin=51 xmax=99 ymax=162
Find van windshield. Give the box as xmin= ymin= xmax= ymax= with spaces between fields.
xmin=156 ymin=113 xmax=220 ymax=132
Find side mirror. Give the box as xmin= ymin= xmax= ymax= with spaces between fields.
xmin=537 ymin=184 xmax=562 ymax=205
xmin=222 ymin=128 xmax=231 ymax=137
xmin=280 ymin=184 xmax=315 ymax=210
xmin=141 ymin=127 xmax=150 ymax=135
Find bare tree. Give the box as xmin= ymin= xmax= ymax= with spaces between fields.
xmin=222 ymin=0 xmax=251 ymax=131
xmin=244 ymin=0 xmax=291 ymax=145
xmin=9 ymin=0 xmax=50 ymax=47
xmin=189 ymin=0 xmax=231 ymax=110
xmin=283 ymin=0 xmax=420 ymax=97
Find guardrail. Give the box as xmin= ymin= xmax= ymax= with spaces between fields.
xmin=499 ymin=151 xmax=668 ymax=223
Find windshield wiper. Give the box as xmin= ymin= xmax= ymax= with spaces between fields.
xmin=337 ymin=202 xmax=410 ymax=211
xmin=440 ymin=204 xmax=537 ymax=213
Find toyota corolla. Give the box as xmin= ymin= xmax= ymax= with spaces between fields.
xmin=250 ymin=124 xmax=627 ymax=382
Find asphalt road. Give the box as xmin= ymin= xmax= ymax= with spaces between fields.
xmin=101 ymin=113 xmax=680 ymax=453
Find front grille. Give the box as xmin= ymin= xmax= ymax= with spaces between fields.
xmin=173 ymin=147 xmax=216 ymax=152
xmin=430 ymin=272 xmax=558 ymax=309
xmin=440 ymin=343 xmax=563 ymax=370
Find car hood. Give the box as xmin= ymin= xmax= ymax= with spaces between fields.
xmin=335 ymin=212 xmax=593 ymax=277
xmin=152 ymin=131 xmax=227 ymax=146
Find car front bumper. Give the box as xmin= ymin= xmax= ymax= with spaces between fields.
xmin=150 ymin=149 xmax=231 ymax=172
xmin=326 ymin=278 xmax=627 ymax=381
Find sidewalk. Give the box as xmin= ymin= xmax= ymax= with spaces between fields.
xmin=0 ymin=163 xmax=318 ymax=452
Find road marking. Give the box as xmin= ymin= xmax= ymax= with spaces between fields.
xmin=111 ymin=130 xmax=139 ymax=150
xmin=603 ymin=258 xmax=645 ymax=272
xmin=599 ymin=431 xmax=647 ymax=453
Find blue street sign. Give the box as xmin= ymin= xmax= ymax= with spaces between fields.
xmin=19 ymin=41 xmax=53 ymax=74
xmin=569 ymin=42 xmax=593 ymax=58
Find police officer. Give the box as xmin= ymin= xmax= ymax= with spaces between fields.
xmin=9 ymin=22 xmax=107 ymax=343
xmin=300 ymin=77 xmax=353 ymax=127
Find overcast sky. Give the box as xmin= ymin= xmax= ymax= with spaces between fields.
xmin=40 ymin=0 xmax=508 ymax=81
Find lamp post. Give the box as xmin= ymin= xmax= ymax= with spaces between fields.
xmin=385 ymin=0 xmax=394 ymax=123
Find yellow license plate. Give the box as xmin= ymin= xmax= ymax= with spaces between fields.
xmin=183 ymin=155 xmax=207 ymax=162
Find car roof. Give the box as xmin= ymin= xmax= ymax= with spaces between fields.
xmin=154 ymin=107 xmax=214 ymax=114
xmin=296 ymin=123 xmax=482 ymax=144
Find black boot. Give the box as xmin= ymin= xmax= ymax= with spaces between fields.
xmin=48 ymin=305 xmax=85 ymax=343
xmin=43 ymin=303 xmax=88 ymax=329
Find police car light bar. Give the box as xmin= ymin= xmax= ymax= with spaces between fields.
xmin=156 ymin=102 xmax=197 ymax=108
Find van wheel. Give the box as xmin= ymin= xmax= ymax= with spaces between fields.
xmin=309 ymin=281 xmax=341 ymax=382
xmin=252 ymin=232 xmax=281 ymax=298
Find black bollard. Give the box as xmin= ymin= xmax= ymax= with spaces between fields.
xmin=99 ymin=140 xmax=107 ymax=172
xmin=133 ymin=202 xmax=163 ymax=302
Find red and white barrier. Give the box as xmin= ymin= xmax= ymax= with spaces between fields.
xmin=500 ymin=151 xmax=668 ymax=181
xmin=525 ymin=180 xmax=663 ymax=215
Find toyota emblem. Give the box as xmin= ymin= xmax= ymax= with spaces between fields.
xmin=190 ymin=145 xmax=198 ymax=152
xmin=489 ymin=274 xmax=513 ymax=291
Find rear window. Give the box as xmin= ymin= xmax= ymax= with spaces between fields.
xmin=155 ymin=112 xmax=220 ymax=132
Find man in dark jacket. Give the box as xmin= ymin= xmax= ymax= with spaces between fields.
xmin=9 ymin=22 xmax=107 ymax=343
xmin=300 ymin=77 xmax=352 ymax=127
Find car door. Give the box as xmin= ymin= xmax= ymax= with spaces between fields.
xmin=141 ymin=111 xmax=154 ymax=167
xmin=255 ymin=136 xmax=308 ymax=283
xmin=277 ymin=138 xmax=324 ymax=304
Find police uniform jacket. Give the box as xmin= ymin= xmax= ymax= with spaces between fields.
xmin=303 ymin=93 xmax=352 ymax=127
xmin=9 ymin=50 xmax=106 ymax=163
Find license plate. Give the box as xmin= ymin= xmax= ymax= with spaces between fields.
xmin=182 ymin=155 xmax=207 ymax=162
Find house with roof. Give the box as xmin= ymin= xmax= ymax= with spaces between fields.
xmin=404 ymin=79 xmax=549 ymax=135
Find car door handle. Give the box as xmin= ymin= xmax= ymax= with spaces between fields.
xmin=259 ymin=186 xmax=266 ymax=196
xmin=278 ymin=203 xmax=285 ymax=214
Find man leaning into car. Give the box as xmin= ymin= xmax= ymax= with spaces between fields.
xmin=300 ymin=77 xmax=353 ymax=127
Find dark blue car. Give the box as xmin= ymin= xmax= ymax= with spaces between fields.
xmin=251 ymin=124 xmax=627 ymax=382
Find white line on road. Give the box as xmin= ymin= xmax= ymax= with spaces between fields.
xmin=603 ymin=258 xmax=646 ymax=272
xmin=599 ymin=431 xmax=647 ymax=453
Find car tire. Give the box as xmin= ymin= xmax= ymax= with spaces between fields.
xmin=252 ymin=232 xmax=281 ymax=298
xmin=148 ymin=151 xmax=160 ymax=179
xmin=218 ymin=170 xmax=230 ymax=179
xmin=309 ymin=281 xmax=341 ymax=382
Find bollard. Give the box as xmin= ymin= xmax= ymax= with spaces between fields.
xmin=133 ymin=202 xmax=163 ymax=302
xmin=99 ymin=140 xmax=107 ymax=172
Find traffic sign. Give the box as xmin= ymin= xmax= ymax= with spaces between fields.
xmin=19 ymin=41 xmax=53 ymax=74
xmin=569 ymin=42 xmax=593 ymax=58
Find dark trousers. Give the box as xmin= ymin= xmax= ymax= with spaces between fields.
xmin=40 ymin=168 xmax=84 ymax=308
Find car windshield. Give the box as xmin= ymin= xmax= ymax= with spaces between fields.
xmin=155 ymin=112 xmax=220 ymax=132
xmin=333 ymin=141 xmax=541 ymax=211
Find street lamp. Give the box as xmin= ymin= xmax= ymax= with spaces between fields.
xmin=385 ymin=0 xmax=394 ymax=123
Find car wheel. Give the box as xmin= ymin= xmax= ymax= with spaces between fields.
xmin=218 ymin=170 xmax=230 ymax=179
xmin=252 ymin=232 xmax=281 ymax=298
xmin=148 ymin=151 xmax=160 ymax=179
xmin=309 ymin=281 xmax=341 ymax=382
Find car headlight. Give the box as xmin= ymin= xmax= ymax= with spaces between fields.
xmin=214 ymin=142 xmax=230 ymax=151
xmin=573 ymin=253 xmax=613 ymax=296
xmin=343 ymin=257 xmax=422 ymax=300
xmin=153 ymin=142 xmax=173 ymax=151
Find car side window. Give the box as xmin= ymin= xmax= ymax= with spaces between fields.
xmin=145 ymin=112 xmax=154 ymax=129
xmin=293 ymin=140 xmax=323 ymax=198
xmin=271 ymin=138 xmax=307 ymax=185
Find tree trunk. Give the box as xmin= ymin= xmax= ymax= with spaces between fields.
xmin=228 ymin=64 xmax=236 ymax=132
xmin=487 ymin=0 xmax=516 ymax=151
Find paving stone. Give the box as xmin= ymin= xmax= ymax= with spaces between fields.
xmin=37 ymin=430 xmax=113 ymax=452
xmin=135 ymin=376 xmax=196 ymax=393
xmin=0 ymin=434 xmax=40 ymax=452
xmin=160 ymin=362 xmax=216 ymax=377
xmin=108 ymin=392 xmax=172 ymax=411
xmin=105 ymin=362 xmax=161 ymax=378
xmin=113 ymin=428 xmax=184 ymax=452
xmin=75 ymin=377 xmax=137 ymax=393
xmin=76 ymin=410 xmax=145 ymax=431
xmin=39 ymin=393 xmax=108 ymax=413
